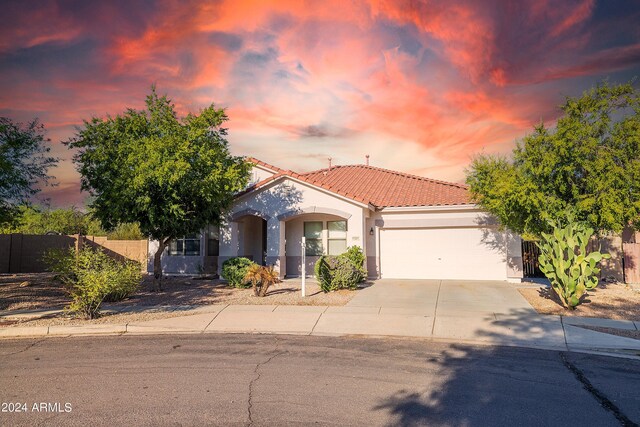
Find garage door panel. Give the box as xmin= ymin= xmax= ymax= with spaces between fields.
xmin=380 ymin=228 xmax=507 ymax=280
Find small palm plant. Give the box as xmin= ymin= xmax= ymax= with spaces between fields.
xmin=244 ymin=265 xmax=280 ymax=297
xmin=244 ymin=264 xmax=263 ymax=295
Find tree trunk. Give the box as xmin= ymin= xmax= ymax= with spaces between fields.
xmin=153 ymin=238 xmax=170 ymax=291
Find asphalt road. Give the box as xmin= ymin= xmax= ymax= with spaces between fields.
xmin=1 ymin=334 xmax=639 ymax=426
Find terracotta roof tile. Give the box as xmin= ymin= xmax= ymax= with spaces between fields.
xmin=241 ymin=159 xmax=471 ymax=208
xmin=246 ymin=157 xmax=287 ymax=173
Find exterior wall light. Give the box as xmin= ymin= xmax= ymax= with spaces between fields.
xmin=369 ymin=227 xmax=374 ymax=236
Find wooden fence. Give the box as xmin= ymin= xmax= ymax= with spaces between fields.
xmin=0 ymin=234 xmax=148 ymax=273
xmin=623 ymin=243 xmax=640 ymax=284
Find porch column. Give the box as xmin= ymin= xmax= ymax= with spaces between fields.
xmin=218 ymin=220 xmax=240 ymax=275
xmin=346 ymin=209 xmax=365 ymax=251
xmin=266 ymin=218 xmax=286 ymax=279
xmin=506 ymin=231 xmax=524 ymax=282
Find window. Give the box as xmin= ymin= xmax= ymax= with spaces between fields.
xmin=168 ymin=234 xmax=201 ymax=256
xmin=328 ymin=220 xmax=347 ymax=255
xmin=206 ymin=225 xmax=219 ymax=256
xmin=304 ymin=221 xmax=323 ymax=256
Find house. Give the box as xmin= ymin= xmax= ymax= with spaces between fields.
xmin=149 ymin=157 xmax=524 ymax=281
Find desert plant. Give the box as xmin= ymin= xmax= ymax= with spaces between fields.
xmin=314 ymin=255 xmax=360 ymax=292
xmin=106 ymin=222 xmax=144 ymax=240
xmin=45 ymin=247 xmax=141 ymax=318
xmin=43 ymin=247 xmax=75 ymax=282
xmin=314 ymin=255 xmax=335 ymax=292
xmin=331 ymin=257 xmax=361 ymax=291
xmin=537 ymin=216 xmax=610 ymax=309
xmin=340 ymin=246 xmax=367 ymax=283
xmin=244 ymin=263 xmax=263 ymax=290
xmin=221 ymin=257 xmax=255 ymax=288
xmin=102 ymin=261 xmax=141 ymax=302
xmin=245 ymin=264 xmax=280 ymax=297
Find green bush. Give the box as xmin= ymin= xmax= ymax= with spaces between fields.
xmin=341 ymin=246 xmax=367 ymax=283
xmin=43 ymin=248 xmax=75 ymax=281
xmin=314 ymin=255 xmax=334 ymax=292
xmin=102 ymin=261 xmax=141 ymax=302
xmin=314 ymin=252 xmax=362 ymax=292
xmin=45 ymin=247 xmax=141 ymax=318
xmin=221 ymin=257 xmax=256 ymax=288
xmin=106 ymin=222 xmax=144 ymax=240
xmin=331 ymin=257 xmax=361 ymax=291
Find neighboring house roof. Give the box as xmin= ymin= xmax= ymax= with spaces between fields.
xmin=243 ymin=158 xmax=470 ymax=208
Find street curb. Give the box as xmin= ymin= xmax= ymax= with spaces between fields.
xmin=2 ymin=324 xmax=640 ymax=360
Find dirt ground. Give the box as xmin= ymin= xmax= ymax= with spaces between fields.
xmin=578 ymin=325 xmax=640 ymax=340
xmin=0 ymin=273 xmax=67 ymax=311
xmin=119 ymin=275 xmax=355 ymax=307
xmin=0 ymin=273 xmax=357 ymax=327
xmin=518 ymin=283 xmax=640 ymax=321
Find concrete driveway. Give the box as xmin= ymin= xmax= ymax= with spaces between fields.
xmin=348 ymin=279 xmax=536 ymax=317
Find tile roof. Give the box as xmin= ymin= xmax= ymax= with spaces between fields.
xmin=245 ymin=157 xmax=286 ymax=173
xmin=244 ymin=158 xmax=471 ymax=208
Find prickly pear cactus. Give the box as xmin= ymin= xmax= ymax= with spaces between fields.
xmin=537 ymin=218 xmax=610 ymax=309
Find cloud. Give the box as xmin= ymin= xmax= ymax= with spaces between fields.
xmin=0 ymin=0 xmax=639 ymax=206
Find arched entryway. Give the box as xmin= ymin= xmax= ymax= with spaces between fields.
xmin=236 ymin=214 xmax=268 ymax=265
xmin=282 ymin=212 xmax=350 ymax=277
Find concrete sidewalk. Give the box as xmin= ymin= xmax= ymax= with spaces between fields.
xmin=2 ymin=302 xmax=639 ymax=357
xmin=2 ymin=279 xmax=639 ymax=357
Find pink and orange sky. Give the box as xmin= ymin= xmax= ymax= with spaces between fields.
xmin=2 ymin=0 xmax=640 ymax=207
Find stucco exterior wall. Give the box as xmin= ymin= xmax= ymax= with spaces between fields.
xmin=221 ymin=178 xmax=367 ymax=277
xmin=238 ymin=215 xmax=264 ymax=262
xmin=284 ymin=213 xmax=349 ymax=277
xmin=148 ymin=234 xmax=206 ymax=275
xmin=248 ymin=164 xmax=277 ymax=186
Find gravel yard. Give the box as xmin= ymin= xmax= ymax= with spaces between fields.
xmin=0 ymin=273 xmax=67 ymax=311
xmin=118 ymin=275 xmax=355 ymax=307
xmin=578 ymin=325 xmax=640 ymax=340
xmin=0 ymin=273 xmax=357 ymax=328
xmin=519 ymin=282 xmax=640 ymax=321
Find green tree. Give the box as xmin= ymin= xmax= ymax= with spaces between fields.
xmin=0 ymin=118 xmax=58 ymax=225
xmin=0 ymin=205 xmax=101 ymax=235
xmin=65 ymin=87 xmax=250 ymax=287
xmin=466 ymin=81 xmax=640 ymax=237
xmin=0 ymin=205 xmax=106 ymax=235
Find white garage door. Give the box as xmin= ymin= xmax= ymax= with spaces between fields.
xmin=379 ymin=227 xmax=507 ymax=280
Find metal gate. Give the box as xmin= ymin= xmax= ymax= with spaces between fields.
xmin=522 ymin=240 xmax=544 ymax=278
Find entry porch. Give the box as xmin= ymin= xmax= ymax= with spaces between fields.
xmin=219 ymin=207 xmax=365 ymax=278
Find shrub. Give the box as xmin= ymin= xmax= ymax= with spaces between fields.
xmin=245 ymin=264 xmax=281 ymax=297
xmin=43 ymin=248 xmax=75 ymax=282
xmin=314 ymin=254 xmax=360 ymax=292
xmin=340 ymin=246 xmax=367 ymax=283
xmin=221 ymin=257 xmax=255 ymax=288
xmin=102 ymin=261 xmax=141 ymax=302
xmin=45 ymin=247 xmax=141 ymax=319
xmin=331 ymin=257 xmax=360 ymax=291
xmin=314 ymin=255 xmax=334 ymax=292
xmin=538 ymin=216 xmax=610 ymax=309
xmin=106 ymin=222 xmax=144 ymax=240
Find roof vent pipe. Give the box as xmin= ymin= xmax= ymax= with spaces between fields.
xmin=366 ymin=154 xmax=369 ymax=166
xmin=328 ymin=157 xmax=332 ymax=171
